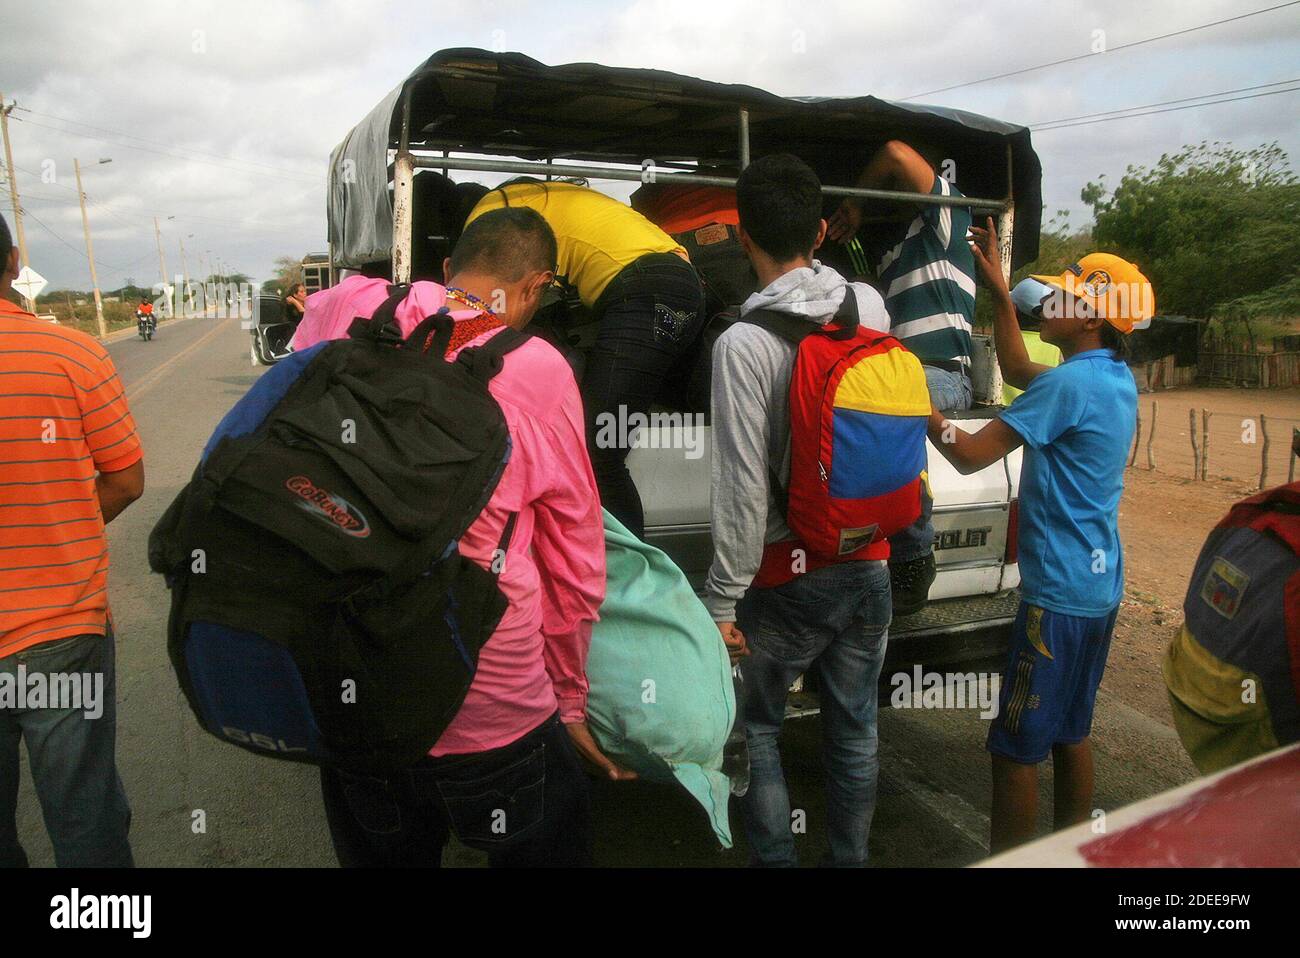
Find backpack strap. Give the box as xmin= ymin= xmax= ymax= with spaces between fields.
xmin=737 ymin=284 xmax=862 ymax=343
xmin=345 ymin=285 xmax=462 ymax=359
xmin=400 ymin=309 xmax=455 ymax=358
xmin=737 ymin=287 xmax=864 ymax=519
xmin=343 ymin=509 xmax=519 ymax=621
xmin=456 ymin=326 xmax=530 ymax=382
xmin=348 ymin=284 xmax=412 ymax=343
xmin=768 ymin=463 xmax=790 ymax=523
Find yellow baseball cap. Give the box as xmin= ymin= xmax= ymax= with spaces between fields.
xmin=1031 ymin=253 xmax=1155 ymax=334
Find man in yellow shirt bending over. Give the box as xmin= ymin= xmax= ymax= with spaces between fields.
xmin=467 ymin=180 xmax=705 ymax=538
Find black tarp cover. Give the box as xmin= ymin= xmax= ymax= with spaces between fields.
xmin=328 ymin=49 xmax=1043 ymax=270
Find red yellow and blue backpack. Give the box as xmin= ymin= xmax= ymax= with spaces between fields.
xmin=742 ymin=290 xmax=929 ymax=583
xmin=1164 ymin=481 xmax=1300 ymax=773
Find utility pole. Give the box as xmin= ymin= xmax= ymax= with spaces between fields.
xmin=153 ymin=216 xmax=171 ymax=317
xmin=201 ymin=250 xmax=212 ymax=315
xmin=73 ymin=158 xmax=107 ymax=340
xmin=0 ymin=91 xmax=34 ymax=312
xmin=178 ymin=235 xmax=192 ymax=316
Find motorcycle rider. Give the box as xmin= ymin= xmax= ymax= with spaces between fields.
xmin=135 ymin=296 xmax=156 ymax=339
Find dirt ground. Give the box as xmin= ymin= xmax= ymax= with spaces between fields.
xmin=1105 ymin=385 xmax=1300 ymax=724
xmin=1130 ymin=385 xmax=1300 ymax=485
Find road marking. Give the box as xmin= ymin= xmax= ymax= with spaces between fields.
xmin=125 ymin=319 xmax=235 ymax=402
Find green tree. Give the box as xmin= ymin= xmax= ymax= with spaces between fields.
xmin=270 ymin=255 xmax=304 ymax=294
xmin=1081 ymin=141 xmax=1300 ymax=319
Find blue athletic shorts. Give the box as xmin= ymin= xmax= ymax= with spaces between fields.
xmin=986 ymin=601 xmax=1118 ymax=764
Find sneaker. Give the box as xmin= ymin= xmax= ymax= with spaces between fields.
xmin=889 ymin=553 xmax=936 ymax=617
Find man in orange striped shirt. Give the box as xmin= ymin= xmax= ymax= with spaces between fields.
xmin=0 ymin=215 xmax=143 ymax=867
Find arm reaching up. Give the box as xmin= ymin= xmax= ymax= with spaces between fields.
xmin=969 ymin=217 xmax=1053 ymax=393
xmin=827 ymin=140 xmax=938 ymax=242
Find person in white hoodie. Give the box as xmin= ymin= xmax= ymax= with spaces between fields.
xmin=705 ymin=154 xmax=893 ymax=867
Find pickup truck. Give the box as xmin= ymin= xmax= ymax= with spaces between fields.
xmin=325 ymin=48 xmax=1045 ymax=672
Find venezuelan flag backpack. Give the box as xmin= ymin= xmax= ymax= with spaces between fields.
xmin=741 ymin=290 xmax=930 ymax=564
xmin=1164 ymin=481 xmax=1300 ymax=774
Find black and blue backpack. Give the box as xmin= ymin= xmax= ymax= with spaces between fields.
xmin=148 ymin=287 xmax=526 ymax=776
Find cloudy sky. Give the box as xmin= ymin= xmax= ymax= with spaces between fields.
xmin=2 ymin=0 xmax=1298 ymax=290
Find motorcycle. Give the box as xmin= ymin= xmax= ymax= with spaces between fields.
xmin=136 ymin=311 xmax=156 ymax=341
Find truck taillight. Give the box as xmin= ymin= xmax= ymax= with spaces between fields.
xmin=1005 ymin=498 xmax=1019 ymax=564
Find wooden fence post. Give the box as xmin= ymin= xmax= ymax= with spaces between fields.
xmin=1189 ymin=407 xmax=1200 ymax=479
xmin=1201 ymin=409 xmax=1210 ymax=481
xmin=1290 ymin=427 xmax=1297 ymax=484
xmin=1259 ymin=413 xmax=1270 ymax=490
xmin=1146 ymin=400 xmax=1158 ymax=470
xmin=1129 ymin=405 xmax=1142 ymax=468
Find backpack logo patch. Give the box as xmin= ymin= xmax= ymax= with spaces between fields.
xmin=1200 ymin=556 xmax=1249 ymax=620
xmin=838 ymin=524 xmax=879 ymax=555
xmin=285 ymin=475 xmax=371 ymax=538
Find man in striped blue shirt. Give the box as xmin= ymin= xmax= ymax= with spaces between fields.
xmin=827 ymin=140 xmax=975 ymax=615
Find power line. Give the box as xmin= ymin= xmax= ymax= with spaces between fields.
xmin=1031 ymin=84 xmax=1300 ymax=132
xmin=12 ymin=106 xmax=319 ymax=180
xmin=1029 ymin=76 xmax=1299 ymax=128
xmin=10 ymin=114 xmax=319 ymax=185
xmin=88 ymin=199 xmax=308 ymax=234
xmin=23 ymin=208 xmax=172 ymax=283
xmin=12 ymin=162 xmax=311 ymax=234
xmin=22 ymin=207 xmax=132 ymax=273
xmin=901 ymin=1 xmax=1300 ymax=100
xmin=23 ymin=196 xmax=213 ymax=281
xmin=11 ymin=193 xmax=73 ymax=204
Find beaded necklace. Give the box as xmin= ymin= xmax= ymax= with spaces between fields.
xmin=445 ymin=286 xmax=498 ymax=319
xmin=441 ymin=286 xmax=505 ymax=357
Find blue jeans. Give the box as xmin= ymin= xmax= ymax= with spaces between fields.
xmin=889 ymin=365 xmax=973 ymax=563
xmin=320 ymin=713 xmax=591 ymax=868
xmin=0 ymin=630 xmax=133 ymax=867
xmin=735 ymin=561 xmax=891 ymax=866
xmin=582 ymin=252 xmax=705 ymax=538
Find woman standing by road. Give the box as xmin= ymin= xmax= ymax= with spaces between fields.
xmin=282 ymin=282 xmax=307 ymax=324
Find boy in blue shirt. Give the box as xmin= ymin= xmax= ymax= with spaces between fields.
xmin=927 ymin=219 xmax=1154 ymax=853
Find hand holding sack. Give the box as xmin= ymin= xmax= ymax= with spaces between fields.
xmin=585 ymin=510 xmax=737 ymax=848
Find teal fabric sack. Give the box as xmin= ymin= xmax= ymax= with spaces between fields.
xmin=586 ymin=510 xmax=736 ymax=848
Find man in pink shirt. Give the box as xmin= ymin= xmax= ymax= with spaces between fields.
xmin=318 ymin=208 xmax=630 ymax=868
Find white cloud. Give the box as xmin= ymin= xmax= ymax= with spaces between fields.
xmin=2 ymin=0 xmax=1297 ymax=288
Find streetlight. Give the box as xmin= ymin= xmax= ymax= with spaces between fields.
xmin=73 ymin=156 xmax=112 ymax=340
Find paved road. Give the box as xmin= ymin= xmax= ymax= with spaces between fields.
xmin=14 ymin=315 xmax=1198 ymax=867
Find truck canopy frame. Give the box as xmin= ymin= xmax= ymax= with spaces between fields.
xmin=327 ymin=48 xmax=1042 ymax=280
